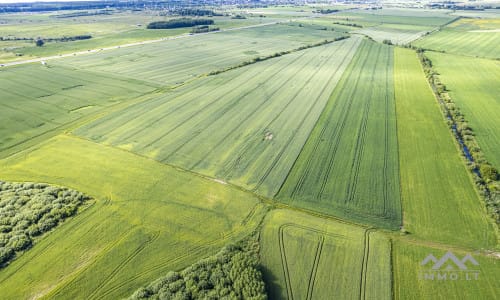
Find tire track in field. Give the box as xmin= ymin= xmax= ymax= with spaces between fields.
xmin=383 ymin=47 xmax=392 ymax=215
xmin=279 ymin=224 xmax=295 ymax=300
xmin=200 ymin=44 xmax=333 ymax=178
xmin=359 ymin=229 xmax=374 ymax=300
xmin=252 ymin=41 xmax=359 ymax=192
xmin=158 ymin=46 xmax=327 ymax=164
xmin=188 ymin=49 xmax=313 ymax=171
xmin=94 ymin=226 xmax=247 ymax=297
xmin=345 ymin=44 xmax=382 ymax=205
xmin=87 ymin=230 xmax=161 ymax=300
xmin=277 ymin=223 xmax=347 ymax=300
xmin=316 ymin=41 xmax=373 ymax=200
xmin=306 ymin=235 xmax=324 ymax=300
xmin=287 ymin=37 xmax=363 ymax=199
xmin=147 ymin=52 xmax=300 ymax=159
xmin=99 ymin=63 xmax=255 ymax=144
xmin=47 ymin=227 xmax=136 ymax=299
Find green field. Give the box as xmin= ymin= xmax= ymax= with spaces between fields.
xmin=0 ymin=5 xmax=499 ymax=299
xmin=0 ymin=10 xmax=276 ymax=62
xmin=394 ymin=48 xmax=497 ymax=248
xmin=424 ymin=52 xmax=500 ymax=170
xmin=277 ymin=39 xmax=401 ymax=229
xmin=357 ymin=23 xmax=432 ymax=44
xmin=260 ymin=209 xmax=392 ymax=300
xmin=393 ymin=239 xmax=500 ymax=299
xmin=0 ymin=63 xmax=157 ymax=156
xmin=54 ymin=24 xmax=346 ymax=85
xmin=336 ymin=8 xmax=454 ymax=27
xmin=414 ymin=18 xmax=500 ymax=59
xmin=0 ymin=135 xmax=266 ymax=299
xmin=74 ymin=37 xmax=361 ymax=198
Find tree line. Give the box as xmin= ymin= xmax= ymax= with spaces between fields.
xmin=0 ymin=181 xmax=90 ymax=268
xmin=147 ymin=18 xmax=214 ymax=29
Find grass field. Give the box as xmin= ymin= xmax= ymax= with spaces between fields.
xmin=394 ymin=48 xmax=497 ymax=248
xmin=413 ymin=18 xmax=500 ymax=59
xmin=0 ymin=135 xmax=266 ymax=299
xmin=260 ymin=209 xmax=392 ymax=300
xmin=424 ymin=52 xmax=500 ymax=170
xmin=277 ymin=39 xmax=401 ymax=229
xmin=0 ymin=63 xmax=157 ymax=157
xmin=393 ymin=238 xmax=500 ymax=299
xmin=74 ymin=36 xmax=361 ymax=198
xmin=54 ymin=24 xmax=347 ymax=85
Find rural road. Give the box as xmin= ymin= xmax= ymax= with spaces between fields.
xmin=0 ymin=21 xmax=283 ymax=68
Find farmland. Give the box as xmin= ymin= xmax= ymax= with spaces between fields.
xmin=394 ymin=48 xmax=497 ymax=248
xmin=413 ymin=18 xmax=500 ymax=59
xmin=0 ymin=3 xmax=499 ymax=300
xmin=0 ymin=135 xmax=267 ymax=299
xmin=393 ymin=239 xmax=500 ymax=300
xmin=424 ymin=52 xmax=500 ymax=170
xmin=0 ymin=10 xmax=275 ymax=62
xmin=56 ymin=24 xmax=348 ymax=85
xmin=259 ymin=209 xmax=392 ymax=300
xmin=74 ymin=36 xmax=361 ymax=197
xmin=277 ymin=39 xmax=400 ymax=229
xmin=0 ymin=63 xmax=157 ymax=157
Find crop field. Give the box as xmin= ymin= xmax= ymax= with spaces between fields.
xmin=74 ymin=36 xmax=362 ymax=198
xmin=394 ymin=48 xmax=497 ymax=248
xmin=54 ymin=24 xmax=347 ymax=85
xmin=0 ymin=4 xmax=499 ymax=300
xmin=424 ymin=52 xmax=500 ymax=170
xmin=413 ymin=18 xmax=500 ymax=59
xmin=335 ymin=8 xmax=454 ymax=27
xmin=0 ymin=63 xmax=157 ymax=156
xmin=393 ymin=239 xmax=499 ymax=300
xmin=277 ymin=39 xmax=401 ymax=229
xmin=260 ymin=209 xmax=392 ymax=300
xmin=0 ymin=135 xmax=267 ymax=299
xmin=0 ymin=10 xmax=274 ymax=62
xmin=356 ymin=23 xmax=432 ymax=44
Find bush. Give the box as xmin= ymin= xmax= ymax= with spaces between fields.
xmin=0 ymin=181 xmax=90 ymax=268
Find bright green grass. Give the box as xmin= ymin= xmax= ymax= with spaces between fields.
xmin=394 ymin=48 xmax=497 ymax=249
xmin=277 ymin=39 xmax=401 ymax=229
xmin=0 ymin=135 xmax=266 ymax=299
xmin=393 ymin=238 xmax=500 ymax=299
xmin=74 ymin=37 xmax=361 ymax=198
xmin=260 ymin=209 xmax=392 ymax=300
xmin=54 ymin=24 xmax=347 ymax=85
xmin=414 ymin=18 xmax=500 ymax=59
xmin=0 ymin=63 xmax=157 ymax=156
xmin=425 ymin=52 xmax=500 ymax=170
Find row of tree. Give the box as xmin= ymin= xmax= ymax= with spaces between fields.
xmin=0 ymin=181 xmax=90 ymax=267
xmin=147 ymin=18 xmax=214 ymax=29
xmin=129 ymin=236 xmax=267 ymax=300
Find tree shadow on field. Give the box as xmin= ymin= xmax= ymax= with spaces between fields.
xmin=260 ymin=265 xmax=286 ymax=300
